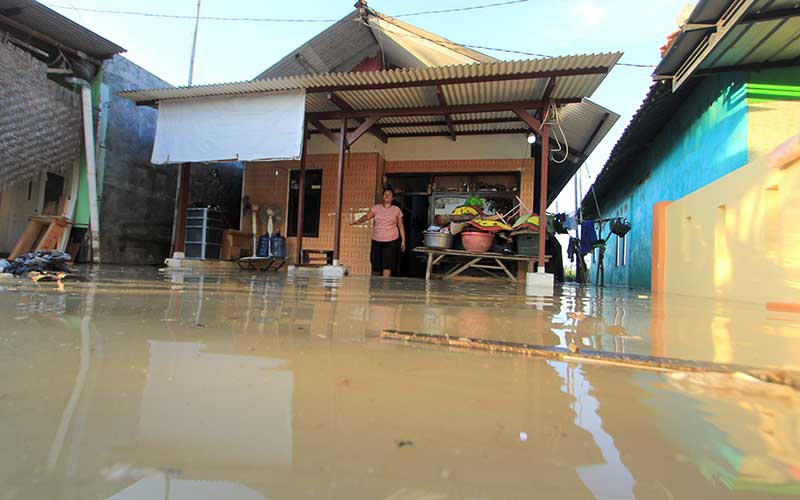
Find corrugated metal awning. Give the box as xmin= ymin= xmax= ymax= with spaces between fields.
xmin=0 ymin=0 xmax=124 ymax=59
xmin=122 ymin=54 xmax=621 ymax=202
xmin=654 ymin=0 xmax=800 ymax=90
xmin=120 ymin=54 xmax=621 ymax=103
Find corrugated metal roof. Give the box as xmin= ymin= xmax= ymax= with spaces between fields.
xmin=254 ymin=7 xmax=496 ymax=80
xmin=255 ymin=10 xmax=379 ymax=79
xmin=587 ymin=1 xmax=800 ymax=214
xmin=0 ymin=0 xmax=124 ymax=58
xmin=120 ymin=54 xmax=620 ymax=203
xmin=655 ymin=0 xmax=800 ymax=81
xmin=120 ymin=53 xmax=621 ymax=103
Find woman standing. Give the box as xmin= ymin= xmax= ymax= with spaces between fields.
xmin=351 ymin=188 xmax=406 ymax=277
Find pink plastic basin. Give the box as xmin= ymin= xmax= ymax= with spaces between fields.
xmin=461 ymin=231 xmax=493 ymax=252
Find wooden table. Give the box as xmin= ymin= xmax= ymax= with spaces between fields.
xmin=414 ymin=247 xmax=549 ymax=282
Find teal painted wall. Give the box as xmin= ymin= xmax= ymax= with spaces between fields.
xmin=596 ymin=73 xmax=749 ymax=289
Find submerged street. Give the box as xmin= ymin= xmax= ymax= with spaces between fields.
xmin=1 ymin=267 xmax=799 ymax=499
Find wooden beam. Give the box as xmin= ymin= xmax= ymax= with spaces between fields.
xmin=0 ymin=13 xmax=103 ymax=65
xmin=309 ymin=118 xmax=339 ymax=145
xmin=346 ymin=115 xmax=382 ymax=146
xmin=309 ymin=98 xmax=579 ymax=120
xmin=542 ymin=78 xmax=557 ymax=102
xmin=436 ymin=85 xmax=456 ymax=141
xmin=327 ymin=92 xmax=389 ymax=143
xmin=382 ymin=117 xmax=518 ymax=128
xmin=511 ymin=107 xmax=543 ymax=136
xmin=305 ymin=66 xmax=611 ymax=93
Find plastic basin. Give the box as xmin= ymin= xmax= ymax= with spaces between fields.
xmin=461 ymin=231 xmax=493 ymax=252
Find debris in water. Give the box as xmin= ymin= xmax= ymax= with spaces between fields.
xmin=519 ymin=432 xmax=528 ymax=442
xmin=337 ymin=377 xmax=351 ymax=387
xmin=395 ymin=440 xmax=413 ymax=448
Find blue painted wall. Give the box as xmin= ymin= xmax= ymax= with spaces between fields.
xmin=596 ymin=73 xmax=749 ymax=289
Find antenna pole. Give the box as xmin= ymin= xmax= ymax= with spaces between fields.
xmin=188 ymin=0 xmax=201 ymax=86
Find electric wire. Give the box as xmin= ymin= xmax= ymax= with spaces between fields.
xmin=41 ymin=0 xmax=529 ymax=23
xmin=369 ymin=10 xmax=654 ymax=68
xmin=43 ymin=0 xmax=655 ymax=68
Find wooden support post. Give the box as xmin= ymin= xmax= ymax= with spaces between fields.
xmin=332 ymin=118 xmax=347 ymax=265
xmin=538 ymin=124 xmax=549 ymax=273
xmin=172 ymin=163 xmax=191 ymax=257
xmin=295 ymin=121 xmax=308 ymax=265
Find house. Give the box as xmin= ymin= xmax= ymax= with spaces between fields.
xmin=582 ymin=0 xmax=800 ymax=305
xmin=122 ymin=3 xmax=620 ymax=282
xmin=0 ymin=0 xmax=175 ymax=264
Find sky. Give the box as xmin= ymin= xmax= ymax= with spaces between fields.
xmin=44 ymin=0 xmax=691 ymax=213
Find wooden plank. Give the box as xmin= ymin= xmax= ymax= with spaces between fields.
xmin=9 ymin=219 xmax=46 ymax=260
xmin=35 ymin=220 xmax=67 ymax=252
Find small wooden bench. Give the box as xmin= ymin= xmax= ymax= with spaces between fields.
xmin=301 ymin=249 xmax=334 ymax=266
xmin=414 ymin=247 xmax=550 ymax=282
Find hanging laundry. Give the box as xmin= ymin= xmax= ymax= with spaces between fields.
xmin=579 ymin=221 xmax=598 ymax=256
xmin=565 ymin=213 xmax=578 ymax=231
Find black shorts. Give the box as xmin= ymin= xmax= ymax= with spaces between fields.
xmin=371 ymin=239 xmax=400 ymax=273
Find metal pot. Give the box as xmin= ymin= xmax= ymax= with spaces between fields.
xmin=423 ymin=231 xmax=454 ymax=249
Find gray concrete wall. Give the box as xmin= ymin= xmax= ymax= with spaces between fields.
xmin=99 ymin=55 xmax=176 ymax=264
xmin=189 ymin=162 xmax=243 ymax=231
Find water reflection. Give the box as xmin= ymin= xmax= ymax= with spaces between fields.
xmin=106 ymin=474 xmax=266 ymax=500
xmin=1 ymin=267 xmax=799 ymax=499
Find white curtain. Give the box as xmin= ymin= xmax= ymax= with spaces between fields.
xmin=151 ymin=89 xmax=306 ymax=164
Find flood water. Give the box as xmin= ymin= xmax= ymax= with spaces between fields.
xmin=1 ymin=266 xmax=799 ymax=499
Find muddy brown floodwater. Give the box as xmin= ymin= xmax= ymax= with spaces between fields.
xmin=1 ymin=266 xmax=799 ymax=499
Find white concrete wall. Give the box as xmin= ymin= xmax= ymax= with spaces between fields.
xmin=306 ymin=132 xmax=532 ymax=161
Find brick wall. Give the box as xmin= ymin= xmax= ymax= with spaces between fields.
xmin=244 ymin=155 xmax=534 ymax=275
xmin=386 ymin=158 xmax=535 ymax=209
xmin=245 ymin=153 xmax=381 ymax=275
xmin=0 ymin=40 xmax=82 ymax=189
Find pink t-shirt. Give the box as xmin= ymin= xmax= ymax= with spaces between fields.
xmin=372 ymin=204 xmax=402 ymax=242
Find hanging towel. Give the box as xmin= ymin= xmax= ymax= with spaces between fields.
xmin=580 ymin=221 xmax=598 ymax=256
